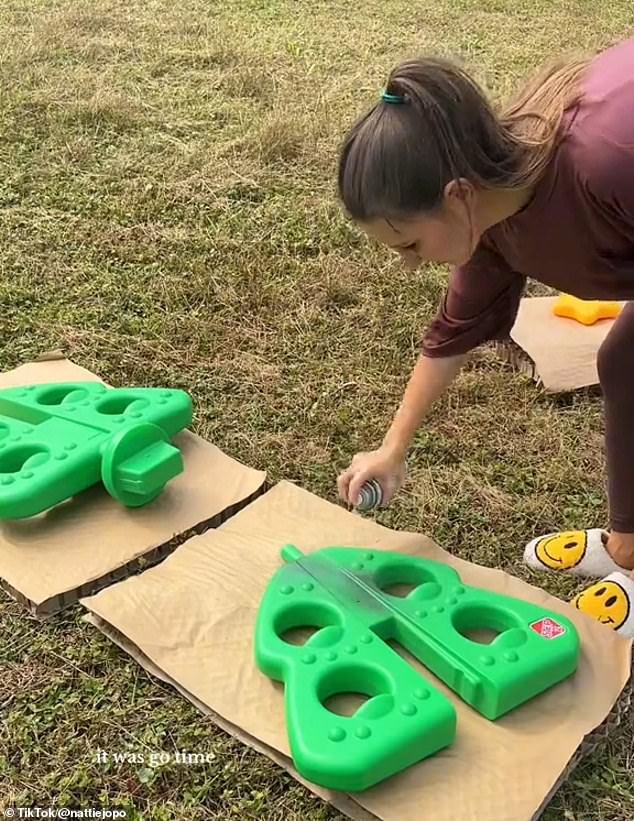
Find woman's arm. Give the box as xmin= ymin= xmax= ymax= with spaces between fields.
xmin=338 ymin=245 xmax=526 ymax=507
xmin=382 ymin=352 xmax=467 ymax=457
xmin=338 ymin=353 xmax=466 ymax=506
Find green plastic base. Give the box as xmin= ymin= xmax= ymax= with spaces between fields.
xmin=0 ymin=382 xmax=192 ymax=519
xmin=255 ymin=545 xmax=580 ymax=792
xmin=101 ymin=422 xmax=183 ymax=507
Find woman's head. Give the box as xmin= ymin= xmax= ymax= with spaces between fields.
xmin=338 ymin=56 xmax=587 ymax=268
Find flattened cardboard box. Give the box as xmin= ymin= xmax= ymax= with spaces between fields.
xmin=503 ymin=297 xmax=622 ymax=393
xmin=83 ymin=482 xmax=632 ymax=821
xmin=0 ymin=356 xmax=265 ymax=615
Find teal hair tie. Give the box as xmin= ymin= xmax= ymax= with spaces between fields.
xmin=381 ymin=90 xmax=405 ymax=104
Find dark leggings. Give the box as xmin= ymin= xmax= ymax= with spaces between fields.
xmin=597 ymin=302 xmax=634 ymax=532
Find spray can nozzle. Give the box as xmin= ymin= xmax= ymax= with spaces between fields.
xmin=355 ymin=479 xmax=383 ymax=512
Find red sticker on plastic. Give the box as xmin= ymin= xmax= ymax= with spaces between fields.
xmin=530 ymin=617 xmax=566 ymax=639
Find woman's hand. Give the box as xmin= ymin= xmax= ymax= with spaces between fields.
xmin=336 ymin=352 xmax=466 ymax=509
xmin=337 ymin=445 xmax=407 ymax=508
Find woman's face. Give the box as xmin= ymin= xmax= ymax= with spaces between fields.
xmin=361 ymin=182 xmax=480 ymax=269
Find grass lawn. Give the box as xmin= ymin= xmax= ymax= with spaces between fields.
xmin=1 ymin=1 xmax=633 ymax=818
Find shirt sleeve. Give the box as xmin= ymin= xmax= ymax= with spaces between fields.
xmin=581 ymin=137 xmax=634 ymax=240
xmin=421 ymin=242 xmax=526 ymax=358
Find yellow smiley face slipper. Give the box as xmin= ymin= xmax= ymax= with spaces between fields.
xmin=571 ymin=572 xmax=634 ymax=638
xmin=524 ymin=529 xmax=621 ymax=578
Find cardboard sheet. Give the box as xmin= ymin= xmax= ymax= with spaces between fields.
xmin=507 ymin=297 xmax=622 ymax=393
xmin=0 ymin=356 xmax=265 ymax=615
xmin=82 ymin=481 xmax=632 ymax=821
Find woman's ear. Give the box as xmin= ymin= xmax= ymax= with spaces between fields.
xmin=443 ymin=177 xmax=476 ymax=206
xmin=443 ymin=177 xmax=480 ymax=259
xmin=443 ymin=178 xmax=479 ymax=232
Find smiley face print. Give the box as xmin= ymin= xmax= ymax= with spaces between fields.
xmin=534 ymin=531 xmax=588 ymax=571
xmin=572 ymin=580 xmax=630 ymax=630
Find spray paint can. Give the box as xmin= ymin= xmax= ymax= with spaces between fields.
xmin=355 ymin=479 xmax=384 ymax=512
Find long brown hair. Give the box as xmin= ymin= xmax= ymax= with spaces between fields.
xmin=338 ymin=55 xmax=589 ymax=221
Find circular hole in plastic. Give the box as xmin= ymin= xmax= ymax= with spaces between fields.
xmin=452 ymin=604 xmax=523 ymax=645
xmin=459 ymin=627 xmax=500 ymax=645
xmin=275 ymin=601 xmax=341 ymax=647
xmin=324 ymin=692 xmax=370 ymax=717
xmin=0 ymin=445 xmax=50 ymax=474
xmin=37 ymin=385 xmax=90 ymax=405
xmin=96 ymin=394 xmax=143 ymax=415
xmin=280 ymin=626 xmax=321 ymax=646
xmin=374 ymin=562 xmax=437 ymax=599
xmin=318 ymin=664 xmax=392 ymax=719
xmin=381 ymin=582 xmax=417 ymax=598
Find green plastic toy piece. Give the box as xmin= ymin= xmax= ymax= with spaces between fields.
xmin=0 ymin=382 xmax=193 ymax=519
xmin=255 ymin=545 xmax=580 ymax=792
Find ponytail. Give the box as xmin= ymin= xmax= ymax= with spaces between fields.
xmin=339 ymin=55 xmax=589 ymax=221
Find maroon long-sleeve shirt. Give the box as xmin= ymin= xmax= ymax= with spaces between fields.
xmin=421 ymin=37 xmax=634 ymax=532
xmin=422 ymin=36 xmax=634 ymax=358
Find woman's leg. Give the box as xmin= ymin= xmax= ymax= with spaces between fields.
xmin=597 ymin=301 xmax=634 ymax=576
xmin=567 ymin=306 xmax=634 ymax=639
xmin=524 ymin=304 xmax=634 ymax=636
xmin=523 ymin=303 xmax=634 ymax=634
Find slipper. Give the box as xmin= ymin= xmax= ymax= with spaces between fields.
xmin=524 ymin=529 xmax=622 ymax=578
xmin=571 ymin=571 xmax=634 ymax=639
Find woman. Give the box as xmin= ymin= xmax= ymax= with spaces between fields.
xmin=336 ymin=37 xmax=634 ymax=637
